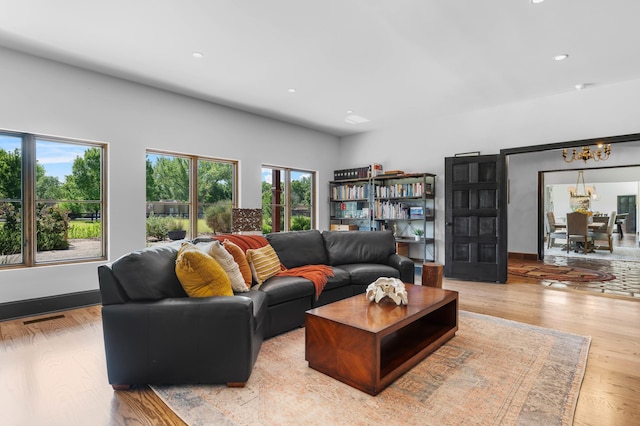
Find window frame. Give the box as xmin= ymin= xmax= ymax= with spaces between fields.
xmin=262 ymin=165 xmax=316 ymax=233
xmin=0 ymin=130 xmax=108 ymax=268
xmin=146 ymin=149 xmax=238 ymax=240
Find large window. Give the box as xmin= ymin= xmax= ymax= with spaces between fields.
xmin=261 ymin=166 xmax=315 ymax=233
xmin=0 ymin=132 xmax=106 ymax=267
xmin=146 ymin=151 xmax=237 ymax=243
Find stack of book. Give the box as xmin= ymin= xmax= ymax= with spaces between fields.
xmin=333 ymin=163 xmax=383 ymax=180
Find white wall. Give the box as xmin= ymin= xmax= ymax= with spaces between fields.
xmin=341 ymin=77 xmax=640 ymax=261
xmin=548 ymin=180 xmax=639 ymax=219
xmin=550 ymin=182 xmax=638 ymax=217
xmin=0 ymin=47 xmax=340 ymax=304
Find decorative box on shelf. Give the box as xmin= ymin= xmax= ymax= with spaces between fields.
xmin=330 ymin=224 xmax=359 ymax=231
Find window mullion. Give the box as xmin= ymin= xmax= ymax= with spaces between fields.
xmin=22 ymin=134 xmax=36 ymax=266
xmin=285 ymin=169 xmax=292 ymax=231
xmin=190 ymin=156 xmax=197 ymax=239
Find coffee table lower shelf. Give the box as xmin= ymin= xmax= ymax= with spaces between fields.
xmin=305 ymin=284 xmax=458 ymax=395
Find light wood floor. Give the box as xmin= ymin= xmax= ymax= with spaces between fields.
xmin=1 ymin=280 xmax=639 ymax=426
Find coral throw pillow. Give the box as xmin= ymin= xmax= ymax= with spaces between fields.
xmin=246 ymin=244 xmax=282 ymax=285
xmin=223 ymin=240 xmax=253 ymax=288
xmin=175 ymin=243 xmax=233 ymax=297
xmin=205 ymin=240 xmax=248 ymax=293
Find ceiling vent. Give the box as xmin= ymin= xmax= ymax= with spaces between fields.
xmin=344 ymin=114 xmax=370 ymax=124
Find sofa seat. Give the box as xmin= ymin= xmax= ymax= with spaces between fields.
xmin=258 ymin=275 xmax=315 ymax=305
xmin=336 ymin=263 xmax=401 ymax=285
xmin=259 ymin=275 xmax=314 ymax=338
xmin=318 ymin=267 xmax=347 ymax=289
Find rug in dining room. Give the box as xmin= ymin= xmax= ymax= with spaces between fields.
xmin=151 ymin=311 xmax=591 ymax=426
xmin=509 ymin=261 xmax=616 ymax=282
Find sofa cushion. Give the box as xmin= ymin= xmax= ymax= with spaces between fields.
xmin=337 ymin=263 xmax=401 ymax=285
xmin=322 ymin=230 xmax=396 ymax=266
xmin=223 ymin=239 xmax=253 ymax=287
xmin=175 ymin=243 xmax=234 ymax=297
xmin=246 ymin=244 xmax=282 ymax=285
xmin=258 ymin=275 xmax=315 ymax=306
xmin=266 ymin=230 xmax=328 ymax=268
xmin=201 ymin=240 xmax=249 ymax=293
xmin=110 ymin=242 xmax=186 ymax=301
xmin=322 ymin=267 xmax=351 ymax=291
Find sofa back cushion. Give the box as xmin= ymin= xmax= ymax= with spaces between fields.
xmin=266 ymin=230 xmax=328 ymax=269
xmin=110 ymin=242 xmax=187 ymax=301
xmin=322 ymin=230 xmax=396 ymax=266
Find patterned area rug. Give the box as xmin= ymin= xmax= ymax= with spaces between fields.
xmin=545 ymin=245 xmax=640 ymax=262
xmin=151 ymin=311 xmax=590 ymax=426
xmin=509 ymin=262 xmax=616 ymax=282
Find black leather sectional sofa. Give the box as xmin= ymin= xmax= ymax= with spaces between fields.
xmin=98 ymin=230 xmax=414 ymax=389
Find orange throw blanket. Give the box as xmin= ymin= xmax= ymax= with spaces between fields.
xmin=277 ymin=265 xmax=334 ymax=300
xmin=213 ymin=234 xmax=268 ymax=251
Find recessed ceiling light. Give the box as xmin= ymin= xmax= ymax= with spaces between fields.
xmin=575 ymin=83 xmax=594 ymax=91
xmin=192 ymin=52 xmax=204 ymax=59
xmin=288 ymin=88 xmax=296 ymax=93
xmin=554 ymin=54 xmax=569 ymax=61
xmin=346 ymin=110 xmax=353 ymax=114
xmin=530 ymin=0 xmax=545 ymax=4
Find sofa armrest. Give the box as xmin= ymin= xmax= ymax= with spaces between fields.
xmin=388 ymin=254 xmax=415 ymax=284
xmin=101 ymin=295 xmax=265 ymax=386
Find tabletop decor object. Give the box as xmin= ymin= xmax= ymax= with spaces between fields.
xmin=365 ymin=277 xmax=408 ymax=305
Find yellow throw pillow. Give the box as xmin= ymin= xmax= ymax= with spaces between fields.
xmin=175 ymin=243 xmax=233 ymax=297
xmin=224 ymin=240 xmax=253 ymax=288
xmin=205 ymin=241 xmax=248 ymax=293
xmin=245 ymin=244 xmax=282 ymax=285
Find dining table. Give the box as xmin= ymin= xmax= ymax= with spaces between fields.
xmin=552 ymin=222 xmax=604 ymax=231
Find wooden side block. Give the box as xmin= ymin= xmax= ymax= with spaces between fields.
xmin=421 ymin=263 xmax=443 ymax=288
xmin=111 ymin=384 xmax=132 ymax=391
xmin=396 ymin=242 xmax=409 ymax=257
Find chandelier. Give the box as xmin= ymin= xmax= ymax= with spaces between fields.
xmin=568 ymin=170 xmax=596 ymax=198
xmin=562 ymin=143 xmax=611 ymax=163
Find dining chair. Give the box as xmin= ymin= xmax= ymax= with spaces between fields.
xmin=589 ymin=211 xmax=616 ymax=253
xmin=545 ymin=211 xmax=566 ymax=248
xmin=566 ymin=212 xmax=593 ymax=254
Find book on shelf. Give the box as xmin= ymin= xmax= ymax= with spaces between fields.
xmin=331 ymin=182 xmax=369 ymax=200
xmin=374 ymin=200 xmax=410 ymax=219
xmin=375 ymin=181 xmax=426 ymax=198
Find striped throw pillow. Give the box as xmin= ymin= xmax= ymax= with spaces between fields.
xmin=246 ymin=244 xmax=282 ymax=285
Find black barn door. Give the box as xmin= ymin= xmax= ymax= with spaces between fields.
xmin=444 ymin=155 xmax=507 ymax=283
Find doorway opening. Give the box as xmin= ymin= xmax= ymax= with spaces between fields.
xmin=541 ymin=165 xmax=639 ymax=262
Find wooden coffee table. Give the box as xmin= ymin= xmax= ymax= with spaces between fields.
xmin=305 ymin=284 xmax=458 ymax=395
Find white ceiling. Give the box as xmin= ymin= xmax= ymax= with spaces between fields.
xmin=2 ymin=0 xmax=640 ymax=137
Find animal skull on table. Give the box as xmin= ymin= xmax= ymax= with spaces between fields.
xmin=366 ymin=277 xmax=408 ymax=305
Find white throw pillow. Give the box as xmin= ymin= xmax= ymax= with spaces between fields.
xmin=200 ymin=240 xmax=249 ymax=293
